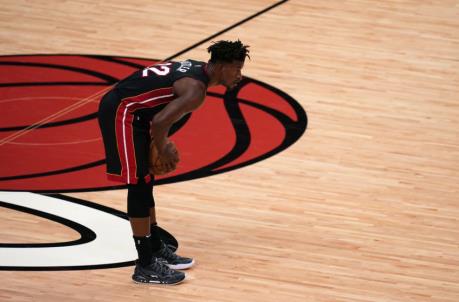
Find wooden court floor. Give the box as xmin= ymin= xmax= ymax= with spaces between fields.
xmin=0 ymin=1 xmax=458 ymax=301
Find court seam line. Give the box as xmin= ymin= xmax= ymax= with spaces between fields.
xmin=0 ymin=0 xmax=289 ymax=146
xmin=165 ymin=0 xmax=289 ymax=61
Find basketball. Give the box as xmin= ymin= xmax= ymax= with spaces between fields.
xmin=149 ymin=142 xmax=164 ymax=175
xmin=149 ymin=141 xmax=178 ymax=175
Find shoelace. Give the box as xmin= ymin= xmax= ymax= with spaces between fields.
xmin=160 ymin=245 xmax=178 ymax=260
xmin=150 ymin=258 xmax=174 ymax=275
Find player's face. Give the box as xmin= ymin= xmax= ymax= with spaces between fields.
xmin=221 ymin=60 xmax=244 ymax=89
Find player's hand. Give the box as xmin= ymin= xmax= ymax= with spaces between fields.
xmin=157 ymin=140 xmax=179 ymax=173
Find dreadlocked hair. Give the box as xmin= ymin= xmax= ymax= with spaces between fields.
xmin=207 ymin=40 xmax=250 ymax=63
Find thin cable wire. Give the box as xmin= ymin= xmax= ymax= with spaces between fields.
xmin=0 ymin=85 xmax=113 ymax=146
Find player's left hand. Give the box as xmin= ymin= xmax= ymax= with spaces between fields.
xmin=158 ymin=141 xmax=179 ymax=173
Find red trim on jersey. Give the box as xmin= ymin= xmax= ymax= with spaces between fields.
xmin=112 ymin=87 xmax=174 ymax=184
xmin=108 ymin=173 xmax=151 ymax=184
xmin=122 ymin=87 xmax=174 ymax=104
xmin=114 ymin=103 xmax=126 ymax=181
xmin=144 ymin=174 xmax=152 ymax=183
xmin=123 ymin=111 xmax=137 ymax=184
xmin=107 ymin=173 xmax=125 ymax=183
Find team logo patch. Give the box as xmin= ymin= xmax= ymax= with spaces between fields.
xmin=0 ymin=55 xmax=307 ymax=192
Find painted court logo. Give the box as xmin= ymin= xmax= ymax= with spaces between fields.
xmin=0 ymin=55 xmax=307 ymax=192
xmin=0 ymin=55 xmax=307 ymax=270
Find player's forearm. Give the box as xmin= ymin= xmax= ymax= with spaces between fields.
xmin=150 ymin=117 xmax=173 ymax=153
xmin=150 ymin=103 xmax=184 ymax=152
xmin=150 ymin=92 xmax=202 ymax=152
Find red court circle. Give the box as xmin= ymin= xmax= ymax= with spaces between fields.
xmin=0 ymin=55 xmax=307 ymax=192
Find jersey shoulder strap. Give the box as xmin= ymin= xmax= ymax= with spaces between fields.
xmin=171 ymin=60 xmax=209 ymax=86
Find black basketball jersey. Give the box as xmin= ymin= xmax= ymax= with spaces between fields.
xmin=114 ymin=59 xmax=209 ymax=100
xmin=102 ymin=59 xmax=209 ymax=134
xmin=98 ymin=60 xmax=209 ymax=184
xmin=108 ymin=59 xmax=209 ymax=126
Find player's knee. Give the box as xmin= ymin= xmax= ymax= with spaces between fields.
xmin=127 ymin=180 xmax=154 ymax=217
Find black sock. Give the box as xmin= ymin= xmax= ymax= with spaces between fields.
xmin=133 ymin=235 xmax=153 ymax=266
xmin=150 ymin=223 xmax=162 ymax=252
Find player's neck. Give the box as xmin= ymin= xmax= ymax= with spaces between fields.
xmin=206 ymin=62 xmax=220 ymax=87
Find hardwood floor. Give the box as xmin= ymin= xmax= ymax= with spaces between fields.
xmin=0 ymin=1 xmax=458 ymax=301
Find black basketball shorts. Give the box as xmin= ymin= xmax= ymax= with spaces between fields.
xmin=98 ymin=90 xmax=152 ymax=184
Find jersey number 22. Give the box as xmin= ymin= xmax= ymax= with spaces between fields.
xmin=142 ymin=63 xmax=172 ymax=77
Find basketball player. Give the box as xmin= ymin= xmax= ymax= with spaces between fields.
xmin=98 ymin=40 xmax=250 ymax=285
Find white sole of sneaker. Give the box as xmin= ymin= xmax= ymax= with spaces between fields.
xmin=132 ymin=277 xmax=186 ymax=286
xmin=167 ymin=259 xmax=195 ymax=270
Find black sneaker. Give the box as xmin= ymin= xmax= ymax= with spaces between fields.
xmin=153 ymin=242 xmax=195 ymax=270
xmin=132 ymin=258 xmax=185 ymax=285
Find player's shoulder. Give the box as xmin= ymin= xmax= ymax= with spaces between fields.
xmin=170 ymin=59 xmax=209 ymax=87
xmin=174 ymin=75 xmax=206 ymax=94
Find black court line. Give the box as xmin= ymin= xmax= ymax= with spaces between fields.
xmin=0 ymin=200 xmax=96 ymax=248
xmin=164 ymin=0 xmax=289 ymax=61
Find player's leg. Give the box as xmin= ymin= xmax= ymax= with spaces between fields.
xmin=127 ymin=181 xmax=184 ymax=285
xmin=128 ymin=121 xmax=186 ymax=284
xmin=98 ymin=96 xmax=184 ymax=285
xmin=127 ymin=181 xmax=153 ymax=267
xmin=147 ymin=174 xmax=195 ymax=270
xmin=148 ymin=199 xmax=162 ymax=251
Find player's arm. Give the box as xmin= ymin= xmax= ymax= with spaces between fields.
xmin=151 ymin=77 xmax=206 ymax=156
